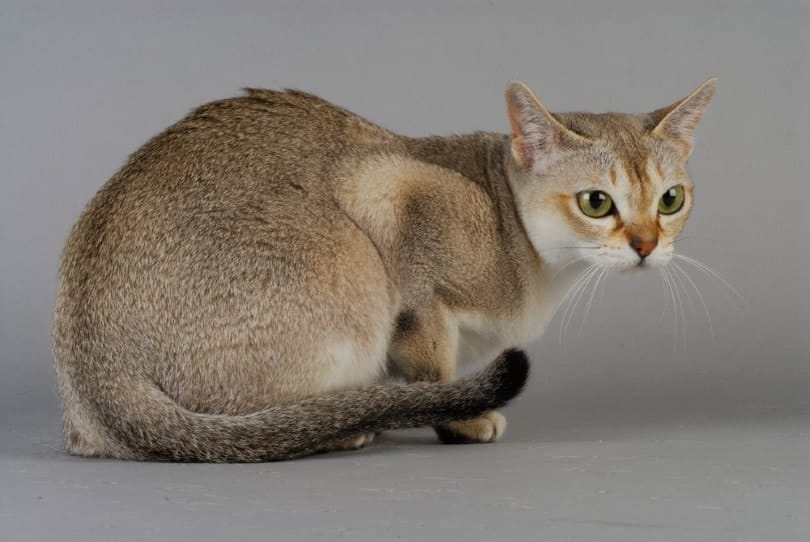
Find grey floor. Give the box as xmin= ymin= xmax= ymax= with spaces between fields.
xmin=3 ymin=400 xmax=808 ymax=541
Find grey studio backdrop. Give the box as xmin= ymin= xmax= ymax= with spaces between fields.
xmin=1 ymin=2 xmax=808 ymax=541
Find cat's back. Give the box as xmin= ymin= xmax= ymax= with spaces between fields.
xmin=55 ymin=90 xmax=400 ymax=335
xmin=121 ymin=88 xmax=398 ymax=190
xmin=60 ymin=89 xmax=399 ymax=270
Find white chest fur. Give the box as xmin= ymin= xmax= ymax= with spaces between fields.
xmin=453 ymin=263 xmax=585 ymax=370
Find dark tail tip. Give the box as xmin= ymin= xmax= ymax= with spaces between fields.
xmin=490 ymin=348 xmax=530 ymax=405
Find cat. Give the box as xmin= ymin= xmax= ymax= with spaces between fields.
xmin=52 ymin=78 xmax=715 ymax=462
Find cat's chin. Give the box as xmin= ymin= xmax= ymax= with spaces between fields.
xmin=616 ymin=261 xmax=652 ymax=276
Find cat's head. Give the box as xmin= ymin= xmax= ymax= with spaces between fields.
xmin=505 ymin=79 xmax=716 ymax=273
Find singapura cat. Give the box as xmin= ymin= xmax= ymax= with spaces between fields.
xmin=52 ymin=79 xmax=715 ymax=462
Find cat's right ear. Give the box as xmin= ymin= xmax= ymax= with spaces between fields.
xmin=649 ymin=78 xmax=717 ymax=157
xmin=505 ymin=81 xmax=584 ymax=172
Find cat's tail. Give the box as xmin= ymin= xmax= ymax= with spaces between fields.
xmin=93 ymin=349 xmax=529 ymax=462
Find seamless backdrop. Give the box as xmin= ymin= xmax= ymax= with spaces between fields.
xmin=0 ymin=2 xmax=808 ymax=540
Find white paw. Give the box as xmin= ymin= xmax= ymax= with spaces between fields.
xmin=435 ymin=411 xmax=507 ymax=443
xmin=324 ymin=432 xmax=376 ymax=452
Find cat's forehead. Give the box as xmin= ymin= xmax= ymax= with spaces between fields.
xmin=557 ymin=111 xmax=657 ymax=162
xmin=555 ymin=111 xmax=681 ymax=181
xmin=555 ymin=111 xmax=653 ymax=140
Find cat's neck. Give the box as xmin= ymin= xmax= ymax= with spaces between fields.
xmin=406 ymin=133 xmax=587 ymax=340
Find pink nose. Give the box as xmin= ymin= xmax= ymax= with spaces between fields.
xmin=630 ymin=236 xmax=657 ymax=258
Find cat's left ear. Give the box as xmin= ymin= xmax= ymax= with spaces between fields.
xmin=649 ymin=78 xmax=717 ymax=156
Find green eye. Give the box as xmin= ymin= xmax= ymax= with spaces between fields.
xmin=577 ymin=190 xmax=614 ymax=218
xmin=659 ymin=185 xmax=685 ymax=215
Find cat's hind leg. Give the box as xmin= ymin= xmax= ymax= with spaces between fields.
xmin=387 ymin=302 xmax=507 ymax=444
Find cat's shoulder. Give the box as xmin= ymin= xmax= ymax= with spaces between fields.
xmin=336 ymin=152 xmax=498 ymax=259
xmin=339 ymin=153 xmax=492 ymax=213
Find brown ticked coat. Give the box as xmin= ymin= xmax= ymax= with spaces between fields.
xmin=53 ymin=81 xmax=714 ymax=461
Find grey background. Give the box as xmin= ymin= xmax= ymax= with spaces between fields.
xmin=1 ymin=1 xmax=808 ymax=541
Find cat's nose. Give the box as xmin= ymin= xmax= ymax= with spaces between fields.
xmin=630 ymin=236 xmax=657 ymax=259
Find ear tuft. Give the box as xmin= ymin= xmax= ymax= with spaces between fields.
xmin=650 ymin=78 xmax=717 ymax=154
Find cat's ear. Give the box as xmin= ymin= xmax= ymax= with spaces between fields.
xmin=505 ymin=80 xmax=585 ymax=172
xmin=649 ymin=78 xmax=717 ymax=156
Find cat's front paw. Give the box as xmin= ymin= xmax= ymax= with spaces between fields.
xmin=435 ymin=411 xmax=506 ymax=444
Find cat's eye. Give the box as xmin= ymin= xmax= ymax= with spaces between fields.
xmin=577 ymin=190 xmax=614 ymax=218
xmin=658 ymin=185 xmax=685 ymax=215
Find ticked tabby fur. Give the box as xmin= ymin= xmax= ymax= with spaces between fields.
xmin=53 ymin=79 xmax=715 ymax=461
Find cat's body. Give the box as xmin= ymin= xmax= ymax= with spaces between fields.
xmin=53 ymin=81 xmax=715 ymax=461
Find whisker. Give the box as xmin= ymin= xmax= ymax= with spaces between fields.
xmin=673 ymin=254 xmax=744 ymax=302
xmin=557 ymin=265 xmax=594 ymax=345
xmin=558 ymin=265 xmax=598 ymax=346
xmin=662 ymin=268 xmax=679 ymax=352
xmin=554 ymin=264 xmax=593 ymax=323
xmin=562 ymin=266 xmax=600 ymax=344
xmin=658 ymin=270 xmax=669 ymax=320
xmin=551 ymin=256 xmax=589 ymax=280
xmin=546 ymin=262 xmax=591 ymax=329
xmin=599 ymin=270 xmax=607 ymax=307
xmin=670 ymin=262 xmax=695 ymax=312
xmin=672 ymin=235 xmax=719 ymax=245
xmin=673 ymin=262 xmax=715 ymax=342
xmin=536 ymin=246 xmax=602 ymax=251
xmin=578 ymin=269 xmax=605 ymax=336
xmin=670 ymin=267 xmax=688 ymax=353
